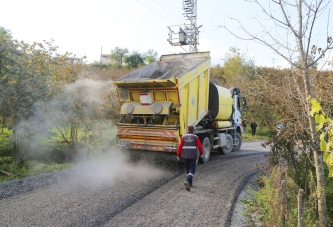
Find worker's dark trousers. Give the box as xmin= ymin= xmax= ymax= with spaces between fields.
xmin=184 ymin=159 xmax=197 ymax=186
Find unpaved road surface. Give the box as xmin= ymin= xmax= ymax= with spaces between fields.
xmin=0 ymin=142 xmax=269 ymax=226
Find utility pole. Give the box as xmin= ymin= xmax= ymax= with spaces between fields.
xmin=167 ymin=0 xmax=201 ymax=53
xmin=100 ymin=47 xmax=102 ymax=67
xmin=271 ymin=58 xmax=275 ymax=68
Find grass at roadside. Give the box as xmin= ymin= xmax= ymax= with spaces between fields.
xmin=242 ymin=134 xmax=269 ymax=142
xmin=244 ymin=166 xmax=320 ymax=226
xmin=0 ymin=160 xmax=73 ymax=183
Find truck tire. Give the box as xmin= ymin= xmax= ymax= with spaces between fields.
xmin=199 ymin=137 xmax=211 ymax=164
xmin=220 ymin=134 xmax=233 ymax=154
xmin=232 ymin=133 xmax=242 ymax=152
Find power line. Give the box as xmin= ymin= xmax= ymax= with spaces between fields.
xmin=152 ymin=0 xmax=184 ymax=23
xmin=200 ymin=27 xmax=222 ymax=33
xmin=165 ymin=0 xmax=183 ymax=15
xmin=136 ymin=0 xmax=178 ymax=25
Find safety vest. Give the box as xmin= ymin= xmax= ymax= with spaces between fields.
xmin=181 ymin=133 xmax=199 ymax=159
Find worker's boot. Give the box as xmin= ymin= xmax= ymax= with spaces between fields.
xmin=187 ymin=173 xmax=193 ymax=187
xmin=184 ymin=181 xmax=190 ymax=191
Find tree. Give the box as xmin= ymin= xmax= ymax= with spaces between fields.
xmin=210 ymin=64 xmax=226 ymax=84
xmin=221 ymin=1 xmax=333 ymax=225
xmin=223 ymin=47 xmax=246 ymax=77
xmin=144 ymin=49 xmax=158 ymax=64
xmin=110 ymin=47 xmax=128 ymax=66
xmin=222 ymin=47 xmax=256 ymax=83
xmin=0 ymin=27 xmax=14 ymax=131
xmin=49 ymin=79 xmax=116 ymax=156
xmin=294 ymin=56 xmax=318 ymax=70
xmin=124 ymin=51 xmax=144 ymax=68
xmin=0 ymin=27 xmax=12 ymax=41
xmin=0 ymin=30 xmax=82 ymax=164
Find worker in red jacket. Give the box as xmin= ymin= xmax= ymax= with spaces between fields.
xmin=177 ymin=126 xmax=203 ymax=191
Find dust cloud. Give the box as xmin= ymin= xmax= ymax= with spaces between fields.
xmin=15 ymin=78 xmax=115 ymax=161
xmin=14 ymin=78 xmax=166 ymax=187
xmin=72 ymin=148 xmax=165 ymax=188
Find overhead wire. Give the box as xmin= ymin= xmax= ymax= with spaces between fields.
xmin=136 ymin=0 xmax=179 ymax=25
xmin=152 ymin=0 xmax=185 ymax=23
xmin=165 ymin=0 xmax=184 ymax=15
xmin=200 ymin=27 xmax=222 ymax=33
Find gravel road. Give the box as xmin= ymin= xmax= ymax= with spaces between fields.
xmin=0 ymin=141 xmax=269 ymax=227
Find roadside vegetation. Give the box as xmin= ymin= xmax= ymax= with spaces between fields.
xmin=2 ymin=1 xmax=333 ymax=224
xmin=218 ymin=1 xmax=333 ymax=226
xmin=0 ymin=27 xmax=154 ymax=183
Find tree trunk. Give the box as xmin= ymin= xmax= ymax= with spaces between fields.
xmin=302 ymin=62 xmax=328 ymax=227
xmin=298 ymin=189 xmax=305 ymax=227
xmin=304 ymin=153 xmax=308 ymax=199
xmin=296 ymin=0 xmax=328 ymax=224
xmin=281 ymin=180 xmax=286 ymax=227
xmin=300 ymin=51 xmax=328 ymax=227
xmin=302 ymin=64 xmax=328 ymax=227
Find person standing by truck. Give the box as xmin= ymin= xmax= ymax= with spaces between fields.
xmin=177 ymin=126 xmax=203 ymax=191
xmin=250 ymin=121 xmax=257 ymax=136
xmin=241 ymin=118 xmax=247 ymax=134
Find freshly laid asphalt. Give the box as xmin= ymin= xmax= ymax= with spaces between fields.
xmin=0 ymin=142 xmax=269 ymax=227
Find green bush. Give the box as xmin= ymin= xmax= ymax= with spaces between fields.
xmin=0 ymin=162 xmax=27 ymax=183
xmin=0 ymin=127 xmax=12 ymax=156
xmin=0 ymin=122 xmax=117 ymax=183
xmin=28 ymin=124 xmax=117 ymax=163
xmin=256 ymin=127 xmax=271 ymax=137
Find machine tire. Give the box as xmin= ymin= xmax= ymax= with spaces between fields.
xmin=221 ymin=134 xmax=233 ymax=154
xmin=199 ymin=137 xmax=211 ymax=164
xmin=232 ymin=133 xmax=242 ymax=152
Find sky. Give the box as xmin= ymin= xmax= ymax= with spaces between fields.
xmin=1 ymin=0 xmax=332 ymax=68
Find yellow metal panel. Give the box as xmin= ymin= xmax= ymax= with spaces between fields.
xmin=129 ymin=91 xmax=141 ymax=101
xmin=188 ymin=76 xmax=199 ymax=126
xmin=216 ymin=86 xmax=233 ymax=120
xmin=117 ymin=127 xmax=180 ymax=152
xmin=179 ymin=84 xmax=188 ymax=136
xmin=212 ymin=121 xmax=232 ymax=128
xmin=166 ymin=91 xmax=178 ymax=104
xmin=177 ymin=58 xmax=211 ymax=89
xmin=118 ymin=127 xmax=179 ymax=142
xmin=178 ymin=57 xmax=211 ymax=135
xmin=198 ymin=69 xmax=209 ymax=120
xmin=154 ymin=91 xmax=165 ymax=101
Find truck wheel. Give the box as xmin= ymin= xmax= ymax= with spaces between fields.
xmin=220 ymin=134 xmax=233 ymax=154
xmin=232 ymin=133 xmax=242 ymax=152
xmin=199 ymin=137 xmax=211 ymax=164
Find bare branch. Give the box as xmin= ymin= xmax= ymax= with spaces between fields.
xmin=54 ymin=125 xmax=70 ymax=145
xmin=219 ymin=19 xmax=294 ymax=64
xmin=304 ymin=0 xmax=324 ymax=67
